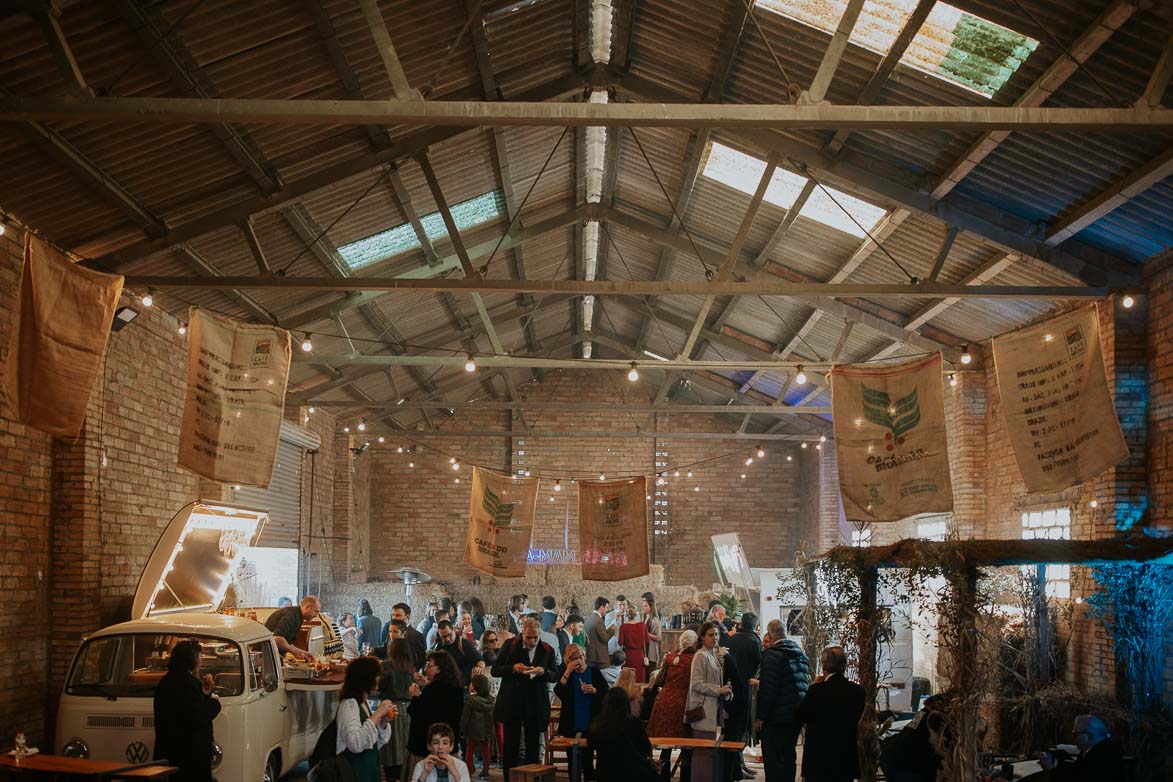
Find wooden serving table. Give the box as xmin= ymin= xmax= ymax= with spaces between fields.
xmin=0 ymin=754 xmax=177 ymax=781
xmin=282 ymin=668 xmax=346 ymax=690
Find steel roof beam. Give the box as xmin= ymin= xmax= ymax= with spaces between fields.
xmin=357 ymin=0 xmax=420 ymax=101
xmin=312 ymin=400 xmax=832 ymax=414
xmin=121 ymin=274 xmax=1107 ymax=300
xmin=171 ymin=245 xmax=277 ymax=324
xmin=803 ymin=0 xmax=865 ymax=104
xmin=5 ymin=98 xmax=1168 ymax=131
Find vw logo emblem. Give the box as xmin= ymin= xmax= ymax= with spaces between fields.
xmin=126 ymin=741 xmax=150 ymax=763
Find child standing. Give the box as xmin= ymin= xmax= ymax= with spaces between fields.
xmin=460 ymin=675 xmax=496 ymax=780
xmin=411 ymin=722 xmax=471 ymax=782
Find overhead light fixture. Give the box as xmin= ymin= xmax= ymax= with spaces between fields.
xmin=452 ymin=461 xmax=461 ymax=471
xmin=786 ymin=455 xmax=793 ymax=462
xmin=111 ymin=306 xmax=139 ymax=332
xmin=454 ymin=477 xmax=460 ymax=484
xmin=757 ymin=446 xmax=765 ymax=458
xmin=686 ymin=470 xmax=693 ymax=478
xmin=960 ymin=345 xmax=972 ymax=365
xmin=745 ymin=457 xmax=753 ymax=466
xmin=801 ymin=442 xmax=808 ymax=449
xmin=1121 ymin=294 xmax=1135 ymax=309
xmin=307 ymin=406 xmax=316 ymax=414
xmin=357 ymin=419 xmax=366 ymax=432
xmin=1089 ymin=499 xmax=1098 ymax=508
xmin=408 ymin=461 xmax=414 ymax=468
xmin=693 ymin=485 xmax=700 ymax=492
xmin=396 ymin=445 xmax=404 ymax=453
xmin=465 ymin=354 xmax=477 ymax=373
xmin=820 ymin=435 xmax=827 ymax=443
xmin=177 ymin=323 xmax=187 ymax=336
xmin=627 ymin=362 xmax=639 ymax=382
xmin=301 ymin=333 xmax=313 ymax=352
xmin=949 ymin=373 xmax=958 ymax=388
xmin=343 ymin=425 xmax=350 ymax=433
xmin=377 ymin=436 xmax=385 ymax=443
xmin=674 ymin=469 xmax=680 ymax=477
xmin=0 ymin=220 xmax=5 ymax=236
xmin=450 ymin=456 xmax=457 ymax=464
xmin=554 ymin=480 xmax=562 ymax=492
xmin=740 ymin=473 xmax=746 ymax=479
xmin=599 ymin=473 xmax=605 ymax=480
xmin=795 ymin=365 xmax=807 ymax=385
xmin=141 ymin=290 xmax=154 ymax=308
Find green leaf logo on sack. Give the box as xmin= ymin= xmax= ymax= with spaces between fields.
xmin=862 ymin=385 xmax=921 ymax=451
xmin=482 ymin=486 xmax=515 ymax=531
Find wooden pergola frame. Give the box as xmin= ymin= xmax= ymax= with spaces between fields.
xmin=816 ymin=536 xmax=1173 ymax=782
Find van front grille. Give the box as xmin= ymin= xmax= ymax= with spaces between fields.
xmin=86 ymin=715 xmax=137 ymax=729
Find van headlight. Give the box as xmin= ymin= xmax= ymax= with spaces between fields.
xmin=63 ymin=738 xmax=90 ymax=758
xmin=210 ymin=741 xmax=223 ymax=769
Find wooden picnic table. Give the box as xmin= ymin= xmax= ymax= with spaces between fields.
xmin=0 ymin=754 xmax=178 ymax=780
xmin=547 ymin=734 xmax=745 ymax=782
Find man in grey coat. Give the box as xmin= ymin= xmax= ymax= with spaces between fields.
xmin=584 ymin=596 xmax=616 ymax=668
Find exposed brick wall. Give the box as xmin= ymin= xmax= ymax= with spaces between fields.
xmin=290 ymin=408 xmax=338 ymax=594
xmin=331 ymin=426 xmax=371 ymax=584
xmin=0 ymin=226 xmax=54 ymax=748
xmin=364 ymin=371 xmax=811 ymax=588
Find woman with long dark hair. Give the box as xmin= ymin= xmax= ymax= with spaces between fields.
xmin=589 ymin=688 xmax=659 ymax=782
xmin=642 ymin=594 xmax=662 ymax=682
xmin=688 ymin=622 xmax=732 ymax=781
xmin=468 ymin=596 xmax=489 ymax=640
xmin=379 ymin=639 xmax=416 ymax=781
xmin=337 ymin=656 xmax=397 ymax=782
xmin=153 ymin=639 xmax=221 ymax=782
xmin=405 ymin=651 xmax=465 ymax=779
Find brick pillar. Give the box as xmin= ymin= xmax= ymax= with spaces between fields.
xmin=945 ymin=367 xmax=987 ymax=539
xmin=817 ymin=441 xmax=845 ymax=553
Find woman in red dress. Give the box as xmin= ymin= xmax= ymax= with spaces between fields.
xmin=618 ymin=605 xmax=649 ymax=681
xmin=646 ymin=630 xmax=698 ymax=774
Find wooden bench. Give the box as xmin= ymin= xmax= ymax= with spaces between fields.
xmin=547 ymin=735 xmax=745 ymax=781
xmin=509 ymin=764 xmax=556 ymax=782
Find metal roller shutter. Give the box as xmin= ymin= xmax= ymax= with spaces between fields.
xmin=233 ymin=422 xmax=320 ymax=549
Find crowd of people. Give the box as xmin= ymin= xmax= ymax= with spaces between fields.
xmin=154 ymin=592 xmax=1127 ymax=782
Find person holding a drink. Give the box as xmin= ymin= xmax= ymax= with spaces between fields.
xmin=411 ymin=722 xmax=470 ymax=782
xmin=554 ymin=643 xmax=609 ymax=781
xmin=335 ymin=656 xmax=398 ymax=782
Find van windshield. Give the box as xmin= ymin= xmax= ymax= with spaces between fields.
xmin=66 ymin=634 xmax=244 ymax=698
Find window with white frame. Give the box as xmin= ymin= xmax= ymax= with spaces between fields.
xmin=1021 ymin=508 xmax=1071 ymax=598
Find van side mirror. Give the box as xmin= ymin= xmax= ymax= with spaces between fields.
xmin=263 ymin=672 xmax=279 ymax=692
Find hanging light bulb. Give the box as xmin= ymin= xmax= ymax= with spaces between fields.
xmin=693 ymin=485 xmax=700 ymax=492
xmin=1121 ymin=294 xmax=1135 ymax=309
xmin=554 ymin=480 xmax=562 ymax=492
xmin=178 ymin=323 xmax=187 ymax=336
xmin=465 ymin=353 xmax=477 ymax=373
xmin=949 ymin=373 xmax=958 ymax=387
xmin=396 ymin=445 xmax=404 ymax=453
xmin=757 ymin=446 xmax=765 ymax=459
xmin=454 ymin=477 xmax=460 ymax=484
xmin=357 ymin=419 xmax=366 ymax=432
xmin=745 ymin=456 xmax=754 ymax=466
xmin=450 ymin=456 xmax=457 ymax=464
xmin=795 ymin=365 xmax=807 ymax=385
xmin=686 ymin=470 xmax=693 ymax=478
xmin=740 ymin=473 xmax=746 ymax=479
xmin=343 ymin=425 xmax=351 ymax=433
xmin=960 ymin=345 xmax=972 ymax=365
xmin=452 ymin=460 xmax=461 ymax=471
xmin=142 ymin=290 xmax=154 ymax=308
xmin=801 ymin=442 xmax=808 ymax=449
xmin=674 ymin=469 xmax=680 ymax=478
xmin=377 ymin=435 xmax=385 ymax=443
xmin=308 ymin=406 xmax=316 ymax=414
xmin=1089 ymin=499 xmax=1099 ymax=508
xmin=627 ymin=362 xmax=639 ymax=382
xmin=599 ymin=473 xmax=606 ymax=481
xmin=408 ymin=461 xmax=414 ymax=468
xmin=301 ymin=333 xmax=313 ymax=352
xmin=820 ymin=434 xmax=827 ymax=443
xmin=816 ymin=443 xmax=822 ymax=450
xmin=786 ymin=455 xmax=793 ymax=462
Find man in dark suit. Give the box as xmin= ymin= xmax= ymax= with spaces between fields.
xmin=434 ymin=619 xmax=483 ymax=685
xmin=1040 ymin=714 xmax=1127 ymax=781
xmin=796 ymin=646 xmax=865 ymax=782
xmin=584 ymin=597 xmax=615 ymax=668
xmin=153 ymin=639 xmax=221 ymax=781
xmin=491 ymin=616 xmax=559 ymax=781
xmin=385 ymin=602 xmax=426 ymax=670
xmin=539 ymin=595 xmax=559 ymax=632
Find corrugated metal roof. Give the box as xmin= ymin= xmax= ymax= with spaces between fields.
xmin=0 ymin=0 xmax=1168 ymax=437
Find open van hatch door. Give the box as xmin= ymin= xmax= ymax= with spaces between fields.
xmin=132 ymin=500 xmax=269 ymax=619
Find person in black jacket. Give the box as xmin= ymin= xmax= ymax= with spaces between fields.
xmin=153 ymin=639 xmax=221 ymax=782
xmin=1040 ymin=714 xmax=1128 ymax=782
xmin=588 ymin=688 xmax=660 ymax=782
xmin=554 ymin=644 xmax=609 ymax=781
xmin=385 ymin=603 xmax=427 ymax=670
xmin=434 ymin=620 xmax=483 ymax=686
xmin=796 ymin=647 xmax=865 ymax=782
xmin=722 ymin=613 xmax=763 ymax=780
xmin=754 ymin=619 xmax=810 ymax=782
xmin=406 ymin=651 xmax=465 ymax=770
xmin=491 ymin=616 xmax=558 ymax=781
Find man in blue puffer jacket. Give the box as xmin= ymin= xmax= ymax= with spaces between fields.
xmin=753 ymin=619 xmax=811 ymax=782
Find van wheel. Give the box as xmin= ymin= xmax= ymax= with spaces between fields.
xmin=263 ymin=753 xmax=279 ymax=782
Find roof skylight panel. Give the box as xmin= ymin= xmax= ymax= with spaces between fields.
xmin=755 ymin=0 xmax=1038 ymax=97
xmin=702 ymin=142 xmax=887 ymax=238
xmin=338 ymin=190 xmax=507 ymax=270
